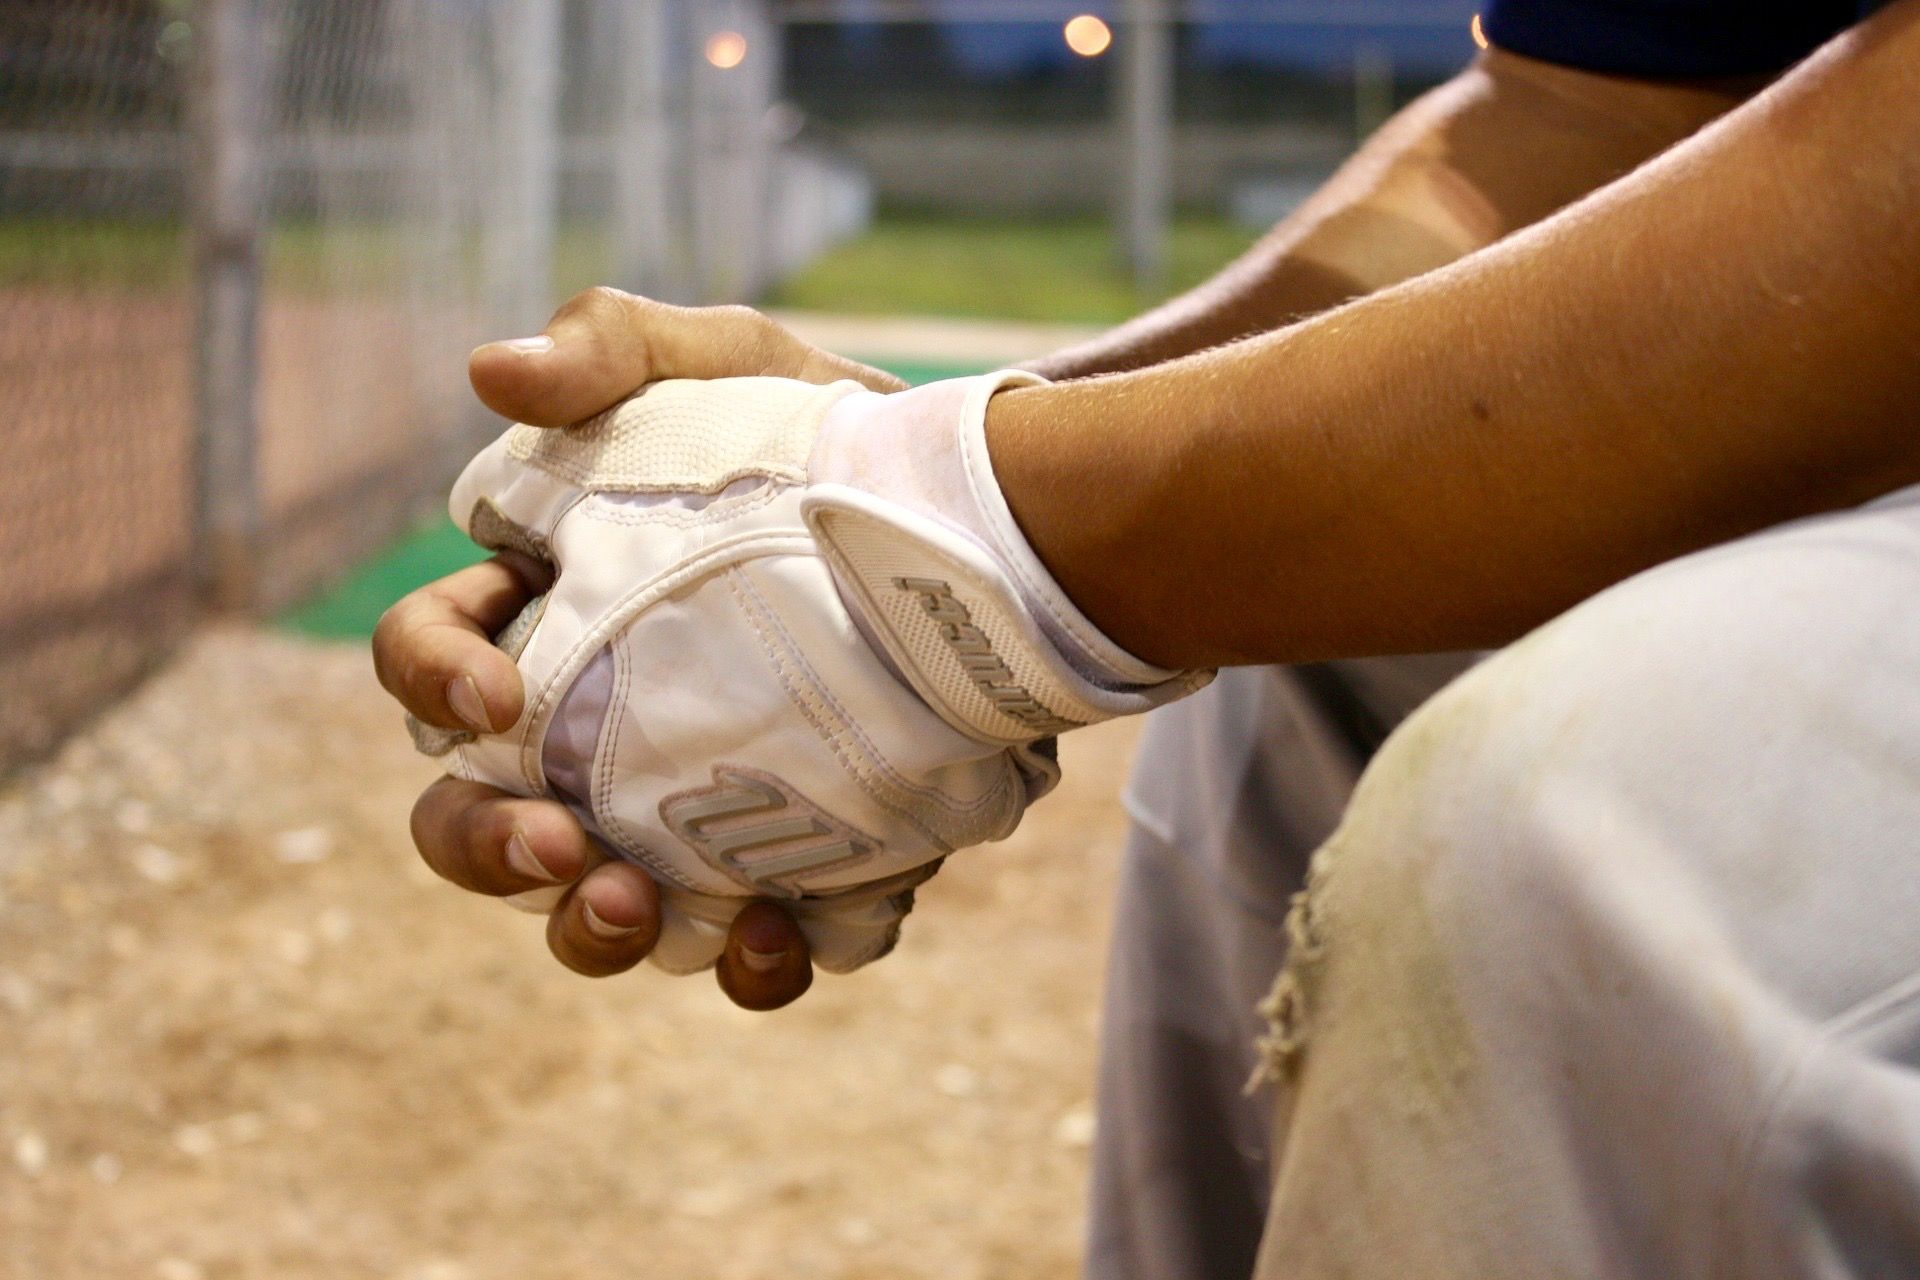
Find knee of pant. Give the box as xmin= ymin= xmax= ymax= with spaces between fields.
xmin=1275 ymin=562 xmax=1777 ymax=1020
xmin=1316 ymin=632 xmax=1611 ymax=916
xmin=1327 ymin=517 xmax=1885 ymax=899
xmin=1251 ymin=627 xmax=1679 ymax=1088
xmin=1279 ymin=523 xmax=1914 ymax=1039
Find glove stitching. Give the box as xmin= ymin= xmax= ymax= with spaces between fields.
xmin=507 ymin=422 xmax=811 ymax=493
xmin=511 ymin=436 xmax=807 ymax=492
xmin=593 ymin=641 xmax=708 ymax=895
xmin=511 ymin=529 xmax=818 ymax=790
xmin=726 ymin=568 xmax=1019 ymax=849
xmin=729 ymin=566 xmax=1013 ymax=820
xmin=724 ymin=568 xmax=966 ymax=852
xmin=574 ymin=483 xmax=784 ymax=530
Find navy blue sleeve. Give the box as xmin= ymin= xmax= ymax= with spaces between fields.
xmin=1482 ymin=1 xmax=1872 ymax=77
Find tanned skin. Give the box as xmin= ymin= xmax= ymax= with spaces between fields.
xmin=994 ymin=2 xmax=1920 ymax=667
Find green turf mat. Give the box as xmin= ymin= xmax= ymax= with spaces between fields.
xmin=277 ymin=354 xmax=992 ymax=639
xmin=869 ymin=357 xmax=991 ymax=386
xmin=278 ymin=516 xmax=488 ymax=639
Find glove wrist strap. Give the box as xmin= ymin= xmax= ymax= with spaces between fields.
xmin=806 ymin=372 xmax=1212 ymax=744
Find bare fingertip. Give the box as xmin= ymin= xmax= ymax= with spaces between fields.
xmin=718 ymin=956 xmax=813 ymax=1012
xmin=733 ymin=900 xmax=803 ymax=956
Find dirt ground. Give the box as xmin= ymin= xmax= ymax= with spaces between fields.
xmin=0 ymin=627 xmax=1140 ymax=1280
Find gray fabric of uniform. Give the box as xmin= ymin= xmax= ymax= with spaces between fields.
xmin=1085 ymin=653 xmax=1479 ymax=1280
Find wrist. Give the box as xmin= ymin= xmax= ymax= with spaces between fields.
xmin=983 ymin=378 xmax=1189 ymax=670
xmin=804 ymin=372 xmax=1209 ymax=745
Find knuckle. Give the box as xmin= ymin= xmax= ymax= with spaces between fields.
xmin=453 ymin=798 xmax=511 ymax=869
xmin=371 ymin=603 xmax=429 ymax=694
xmin=711 ymin=303 xmax=771 ymax=339
xmin=555 ymin=284 xmax=630 ymax=324
xmin=370 ymin=595 xmax=414 ymax=651
xmin=709 ymin=302 xmax=763 ymax=327
xmin=706 ymin=305 xmax=782 ymax=369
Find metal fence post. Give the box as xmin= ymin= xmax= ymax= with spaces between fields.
xmin=1354 ymin=41 xmax=1395 ymax=145
xmin=190 ymin=0 xmax=267 ymax=612
xmin=689 ymin=0 xmax=776 ymax=303
xmin=739 ymin=0 xmax=781 ymax=302
xmin=485 ymin=0 xmax=562 ymax=334
xmin=1119 ymin=0 xmax=1172 ymax=292
xmin=612 ymin=0 xmax=689 ymax=301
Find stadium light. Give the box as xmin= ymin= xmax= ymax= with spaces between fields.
xmin=705 ymin=30 xmax=748 ymax=69
xmin=1063 ymin=14 xmax=1112 ymax=57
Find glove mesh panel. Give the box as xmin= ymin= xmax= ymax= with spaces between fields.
xmin=507 ymin=377 xmax=854 ymax=493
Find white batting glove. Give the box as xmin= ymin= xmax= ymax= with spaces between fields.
xmin=413 ymin=372 xmax=1210 ymax=974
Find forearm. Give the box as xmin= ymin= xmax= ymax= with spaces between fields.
xmin=1027 ymin=49 xmax=1759 ymax=380
xmin=995 ymin=1 xmax=1920 ymax=668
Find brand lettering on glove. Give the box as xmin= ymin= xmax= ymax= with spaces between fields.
xmin=893 ymin=577 xmax=1076 ymax=734
xmin=660 ymin=767 xmax=873 ymax=899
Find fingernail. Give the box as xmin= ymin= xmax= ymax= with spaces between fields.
xmin=740 ymin=944 xmax=788 ymax=973
xmin=504 ymin=831 xmax=559 ymax=885
xmin=582 ymin=899 xmax=642 ymax=941
xmin=502 ymin=335 xmax=554 ymax=354
xmin=446 ymin=674 xmax=493 ymax=733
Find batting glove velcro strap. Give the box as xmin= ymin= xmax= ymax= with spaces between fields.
xmin=803 ymin=371 xmax=1212 ymax=747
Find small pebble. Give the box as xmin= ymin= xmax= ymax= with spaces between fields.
xmin=404 ymin=1261 xmax=469 ymax=1280
xmin=172 ymin=1123 xmax=216 ymax=1158
xmin=934 ymin=1063 xmax=978 ymax=1098
xmin=130 ymin=843 xmax=182 ymax=885
xmin=273 ymin=826 xmax=335 ymax=865
xmin=1053 ymin=1104 xmax=1097 ymax=1148
xmin=12 ymin=1131 xmax=48 ymax=1176
xmin=43 ymin=775 xmax=83 ymax=811
xmin=671 ymin=1185 xmax=740 ymax=1218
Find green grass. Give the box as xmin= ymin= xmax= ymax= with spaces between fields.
xmin=0 ymin=217 xmax=415 ymax=292
xmin=2 ymin=213 xmax=1261 ymax=325
xmin=277 ymin=517 xmax=488 ymax=639
xmin=0 ymin=218 xmax=188 ymax=289
xmin=767 ymin=212 xmax=1259 ymax=325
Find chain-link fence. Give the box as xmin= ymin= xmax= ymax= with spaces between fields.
xmin=0 ymin=0 xmax=869 ymax=777
xmin=1 ymin=2 xmax=198 ymax=773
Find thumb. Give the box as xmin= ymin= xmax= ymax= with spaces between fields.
xmin=469 ymin=287 xmax=671 ymax=428
xmin=470 ymin=287 xmax=903 ymax=429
